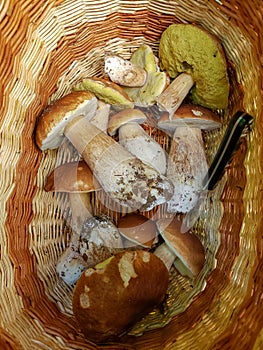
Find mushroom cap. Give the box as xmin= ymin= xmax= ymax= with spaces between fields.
xmin=158 ymin=104 xmax=222 ymax=135
xmin=35 ymin=91 xmax=98 ymax=150
xmin=104 ymin=53 xmax=147 ymax=87
xmin=107 ymin=108 xmax=147 ymax=136
xmin=72 ymin=250 xmax=169 ymax=343
xmin=156 ymin=217 xmax=206 ymax=277
xmin=159 ymin=23 xmax=230 ymax=109
xmin=73 ymin=77 xmax=134 ymax=110
xmin=124 ymin=45 xmax=168 ymax=107
xmin=44 ymin=160 xmax=101 ymax=193
xmin=117 ymin=212 xmax=158 ymax=248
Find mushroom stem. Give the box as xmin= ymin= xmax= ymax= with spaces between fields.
xmin=118 ymin=122 xmax=167 ymax=175
xmin=154 ymin=243 xmax=175 ymax=271
xmin=64 ymin=116 xmax=173 ymax=211
xmin=69 ymin=192 xmax=93 ymax=231
xmin=166 ymin=126 xmax=207 ymax=214
xmin=156 ymin=73 xmax=194 ymax=118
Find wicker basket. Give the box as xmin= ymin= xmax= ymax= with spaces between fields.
xmin=0 ymin=0 xmax=262 ymax=349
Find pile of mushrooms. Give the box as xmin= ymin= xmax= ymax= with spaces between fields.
xmin=34 ymin=22 xmax=231 ymax=343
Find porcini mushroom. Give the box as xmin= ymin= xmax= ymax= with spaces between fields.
xmin=154 ymin=217 xmax=205 ymax=278
xmin=72 ymin=250 xmax=169 ymax=343
xmin=73 ymin=77 xmax=134 ymax=110
xmin=158 ymin=104 xmax=221 ymax=214
xmin=44 ymin=160 xmax=101 ymax=232
xmin=158 ymin=23 xmax=230 ymax=110
xmin=56 ymin=214 xmax=124 ymax=285
xmin=117 ymin=212 xmax=158 ymax=249
xmin=35 ymin=91 xmax=174 ymax=212
xmin=104 ymin=53 xmax=147 ymax=87
xmin=108 ymin=108 xmax=167 ymax=175
xmin=124 ymin=44 xmax=168 ymax=107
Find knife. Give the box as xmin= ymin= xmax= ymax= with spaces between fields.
xmin=181 ymin=110 xmax=254 ymax=232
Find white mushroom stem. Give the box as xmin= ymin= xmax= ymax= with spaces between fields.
xmin=154 ymin=243 xmax=175 ymax=271
xmin=166 ymin=127 xmax=208 ymax=214
xmin=64 ymin=116 xmax=173 ymax=211
xmin=118 ymin=122 xmax=167 ymax=175
xmin=69 ymin=192 xmax=94 ymax=232
xmin=56 ymin=215 xmax=124 ymax=285
xmin=156 ymin=73 xmax=194 ymax=118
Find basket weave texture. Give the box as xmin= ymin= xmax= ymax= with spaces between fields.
xmin=0 ymin=0 xmax=262 ymax=349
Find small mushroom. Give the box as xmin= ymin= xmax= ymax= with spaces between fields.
xmin=56 ymin=214 xmax=124 ymax=285
xmin=104 ymin=53 xmax=147 ymax=87
xmin=35 ymin=91 xmax=174 ymax=212
xmin=108 ymin=109 xmax=167 ymax=175
xmin=158 ymin=23 xmax=230 ymax=110
xmin=124 ymin=44 xmax=168 ymax=107
xmin=117 ymin=212 xmax=159 ymax=249
xmin=73 ymin=77 xmax=134 ymax=110
xmin=44 ymin=160 xmax=101 ymax=232
xmin=72 ymin=250 xmax=169 ymax=343
xmin=158 ymin=104 xmax=221 ymax=213
xmin=154 ymin=217 xmax=206 ymax=278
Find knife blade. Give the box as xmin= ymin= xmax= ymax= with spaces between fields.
xmin=181 ymin=110 xmax=254 ymax=232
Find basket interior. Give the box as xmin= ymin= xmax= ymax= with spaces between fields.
xmin=0 ymin=1 xmax=262 ymax=349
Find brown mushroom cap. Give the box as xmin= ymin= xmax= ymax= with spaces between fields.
xmin=44 ymin=161 xmax=101 ymax=193
xmin=117 ymin=212 xmax=158 ymax=248
xmin=107 ymin=108 xmax=147 ymax=136
xmin=158 ymin=104 xmax=221 ymax=135
xmin=156 ymin=217 xmax=205 ymax=277
xmin=35 ymin=91 xmax=98 ymax=151
xmin=72 ymin=250 xmax=169 ymax=343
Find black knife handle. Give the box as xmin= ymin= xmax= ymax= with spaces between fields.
xmin=204 ymin=111 xmax=253 ymax=191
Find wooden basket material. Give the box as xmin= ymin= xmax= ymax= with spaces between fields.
xmin=0 ymin=0 xmax=262 ymax=349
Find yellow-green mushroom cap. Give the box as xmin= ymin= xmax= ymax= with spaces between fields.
xmin=159 ymin=24 xmax=230 ymax=109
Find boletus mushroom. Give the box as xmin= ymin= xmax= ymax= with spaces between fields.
xmin=158 ymin=23 xmax=230 ymax=110
xmin=158 ymin=104 xmax=221 ymax=214
xmin=154 ymin=217 xmax=206 ymax=278
xmin=56 ymin=214 xmax=124 ymax=285
xmin=117 ymin=212 xmax=158 ymax=249
xmin=124 ymin=44 xmax=168 ymax=107
xmin=72 ymin=250 xmax=169 ymax=343
xmin=35 ymin=91 xmax=174 ymax=212
xmin=108 ymin=108 xmax=167 ymax=175
xmin=44 ymin=160 xmax=101 ymax=232
xmin=104 ymin=53 xmax=147 ymax=87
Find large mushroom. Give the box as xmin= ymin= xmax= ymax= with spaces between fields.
xmin=108 ymin=108 xmax=167 ymax=175
xmin=158 ymin=23 xmax=230 ymax=111
xmin=35 ymin=91 xmax=174 ymax=212
xmin=157 ymin=104 xmax=222 ymax=214
xmin=154 ymin=217 xmax=206 ymax=278
xmin=72 ymin=250 xmax=169 ymax=343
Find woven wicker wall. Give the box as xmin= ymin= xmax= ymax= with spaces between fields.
xmin=0 ymin=0 xmax=262 ymax=349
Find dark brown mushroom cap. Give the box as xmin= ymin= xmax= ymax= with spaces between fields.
xmin=156 ymin=217 xmax=206 ymax=277
xmin=44 ymin=161 xmax=101 ymax=193
xmin=158 ymin=104 xmax=222 ymax=135
xmin=35 ymin=91 xmax=97 ymax=150
xmin=117 ymin=212 xmax=158 ymax=248
xmin=72 ymin=250 xmax=169 ymax=343
xmin=107 ymin=108 xmax=147 ymax=136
